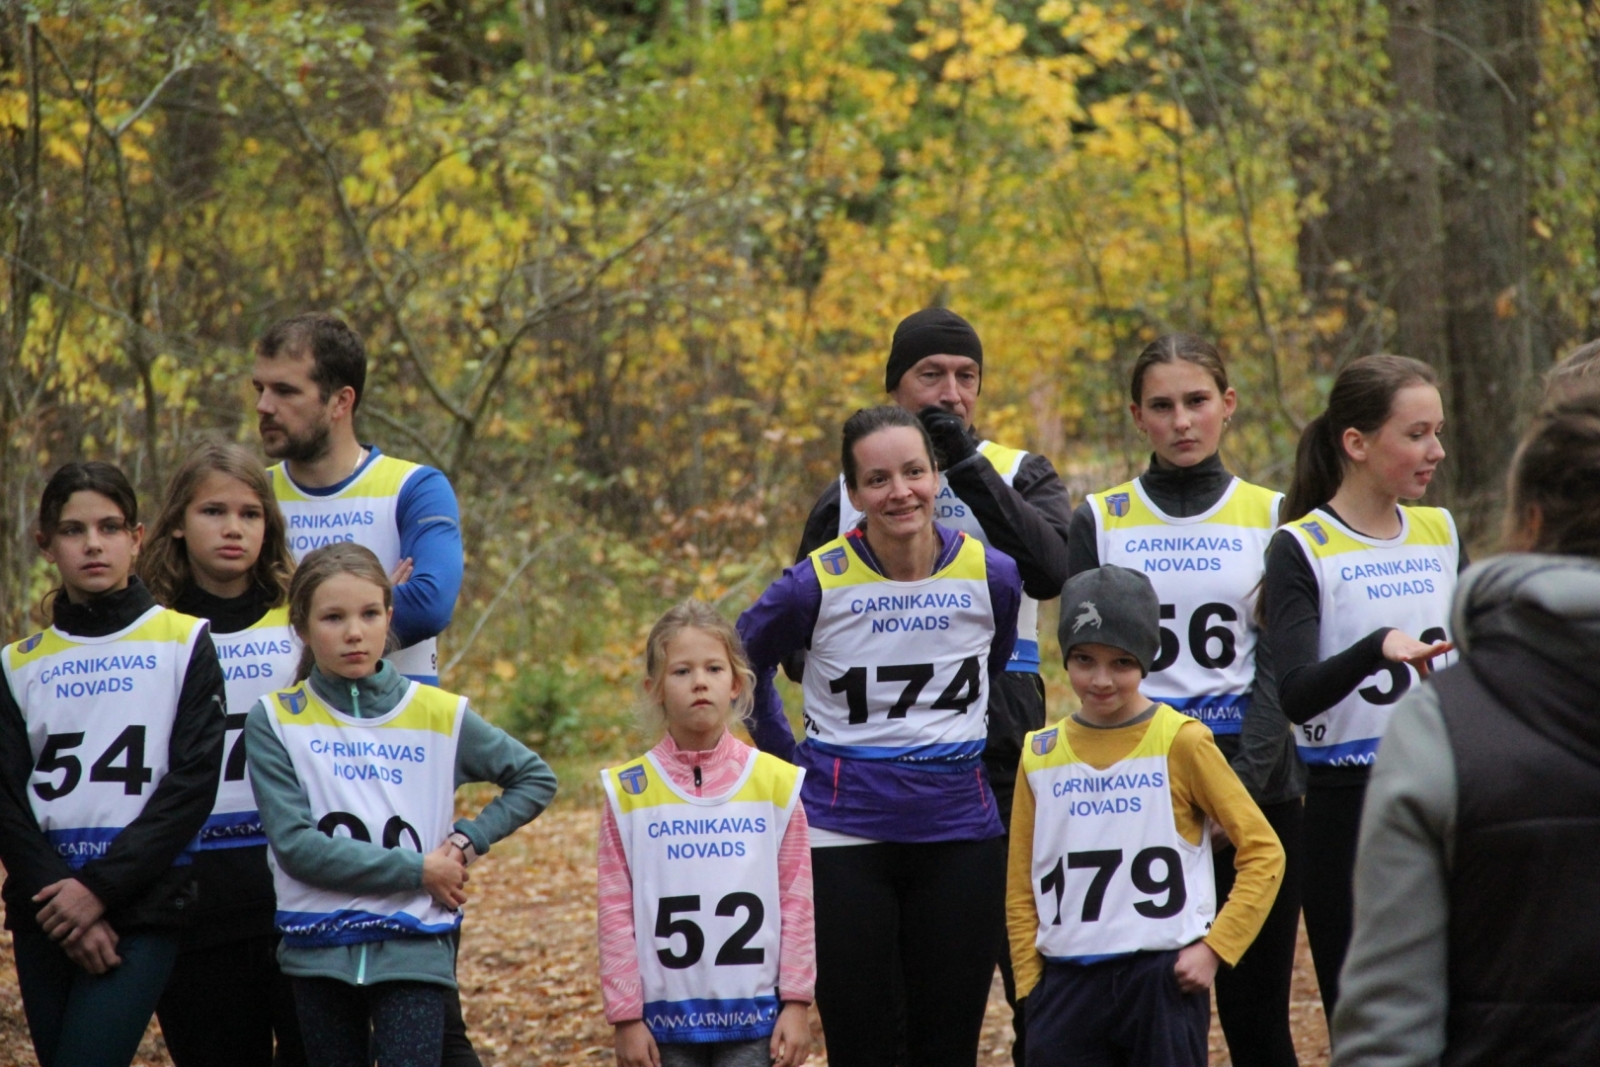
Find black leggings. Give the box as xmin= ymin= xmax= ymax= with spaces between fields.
xmin=1213 ymin=797 xmax=1305 ymax=1067
xmin=811 ymin=837 xmax=1006 ymax=1067
xmin=292 ymin=977 xmax=445 ymax=1067
xmin=12 ymin=923 xmax=178 ymax=1067
xmin=158 ymin=934 xmax=305 ymax=1067
xmin=1302 ymin=781 xmax=1367 ymax=1018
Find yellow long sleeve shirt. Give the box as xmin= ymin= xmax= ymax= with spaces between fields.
xmin=1005 ymin=707 xmax=1285 ymax=999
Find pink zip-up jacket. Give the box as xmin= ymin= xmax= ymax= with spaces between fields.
xmin=598 ymin=730 xmax=815 ymax=1024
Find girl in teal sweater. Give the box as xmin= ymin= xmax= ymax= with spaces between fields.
xmin=246 ymin=542 xmax=557 ymax=1067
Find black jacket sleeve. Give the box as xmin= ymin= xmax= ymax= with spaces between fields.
xmin=946 ymin=451 xmax=1074 ymax=601
xmin=1066 ymin=500 xmax=1101 ymax=579
xmin=795 ymin=481 xmax=843 ymax=563
xmin=75 ymin=631 xmax=225 ymax=912
xmin=783 ymin=482 xmax=843 ymax=682
xmin=1230 ymin=629 xmax=1306 ymax=804
xmin=0 ymin=677 xmax=76 ymax=910
xmin=1263 ymin=531 xmax=1392 ymax=726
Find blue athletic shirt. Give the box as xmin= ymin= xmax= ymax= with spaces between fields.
xmin=738 ymin=524 xmax=1021 ymax=843
xmin=273 ymin=446 xmax=463 ymax=684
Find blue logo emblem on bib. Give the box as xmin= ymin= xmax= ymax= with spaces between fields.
xmin=1106 ymin=493 xmax=1130 ymax=518
xmin=818 ymin=547 xmax=849 ymax=576
xmin=1031 ymin=729 xmax=1058 ymax=756
xmin=618 ymin=765 xmax=648 ymax=795
xmin=17 ymin=633 xmax=43 ymax=654
xmin=279 ymin=690 xmax=308 ymax=716
xmin=1300 ymin=521 xmax=1328 ymax=546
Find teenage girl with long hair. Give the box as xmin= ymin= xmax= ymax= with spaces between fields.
xmin=0 ymin=461 xmax=226 ymax=1067
xmin=140 ymin=440 xmax=306 ymax=1066
xmin=1261 ymin=355 xmax=1462 ymax=1018
xmin=245 ymin=542 xmax=557 ymax=1067
xmin=1067 ymin=334 xmax=1300 ymax=1067
xmin=738 ymin=406 xmax=1022 ymax=1067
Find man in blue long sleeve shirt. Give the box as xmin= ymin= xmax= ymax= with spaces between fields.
xmin=252 ymin=313 xmax=464 ymax=685
xmin=252 ymin=313 xmax=477 ymax=1064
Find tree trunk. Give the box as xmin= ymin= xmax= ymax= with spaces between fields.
xmin=1434 ymin=0 xmax=1540 ymax=536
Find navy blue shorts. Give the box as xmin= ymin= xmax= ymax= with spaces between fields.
xmin=1023 ymin=951 xmax=1208 ymax=1067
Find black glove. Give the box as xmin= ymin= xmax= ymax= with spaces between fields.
xmin=919 ymin=405 xmax=977 ymax=468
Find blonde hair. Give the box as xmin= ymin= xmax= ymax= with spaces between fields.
xmin=640 ymin=599 xmax=757 ymax=730
xmin=141 ymin=440 xmax=293 ymax=608
xmin=288 ymin=542 xmax=393 ymax=681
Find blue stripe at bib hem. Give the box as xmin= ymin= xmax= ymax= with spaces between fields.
xmin=1153 ymin=693 xmax=1249 ymax=735
xmin=1297 ymin=736 xmax=1380 ymax=766
xmin=643 ymin=995 xmax=779 ymax=1044
xmin=275 ymin=908 xmax=463 ymax=947
xmin=198 ymin=809 xmax=267 ymax=850
xmin=806 ymin=738 xmax=985 ymax=767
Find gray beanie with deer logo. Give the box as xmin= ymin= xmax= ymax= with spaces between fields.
xmin=1057 ymin=566 xmax=1162 ymax=676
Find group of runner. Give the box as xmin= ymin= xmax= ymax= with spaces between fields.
xmin=1 ymin=303 xmax=1596 ymax=1067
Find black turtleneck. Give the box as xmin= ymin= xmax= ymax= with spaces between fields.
xmin=0 ymin=576 xmax=225 ymax=931
xmin=172 ymin=581 xmax=274 ymax=635
xmin=1068 ymin=453 xmax=1306 ymax=803
xmin=1066 ymin=452 xmax=1234 ymax=575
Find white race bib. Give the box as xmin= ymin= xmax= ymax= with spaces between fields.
xmin=205 ymin=607 xmax=300 ymax=849
xmin=602 ymin=751 xmax=803 ymax=1044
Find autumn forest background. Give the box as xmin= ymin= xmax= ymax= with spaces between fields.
xmin=0 ymin=0 xmax=1592 ymax=776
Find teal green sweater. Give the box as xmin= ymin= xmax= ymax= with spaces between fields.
xmin=245 ymin=662 xmax=558 ymax=987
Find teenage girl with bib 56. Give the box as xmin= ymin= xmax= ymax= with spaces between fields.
xmin=140 ymin=441 xmax=307 ymax=1066
xmin=1261 ymin=354 xmax=1463 ymax=1017
xmin=1067 ymin=334 xmax=1303 ymax=1067
xmin=0 ymin=462 xmax=226 ymax=1067
xmin=244 ymin=543 xmax=557 ymax=1067
xmin=738 ymin=405 xmax=1022 ymax=1067
xmin=599 ymin=600 xmax=813 ymax=1067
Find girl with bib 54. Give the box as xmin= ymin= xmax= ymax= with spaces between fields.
xmin=0 ymin=462 xmax=227 ymax=1067
xmin=599 ymin=600 xmax=814 ymax=1067
xmin=245 ymin=543 xmax=557 ymax=1067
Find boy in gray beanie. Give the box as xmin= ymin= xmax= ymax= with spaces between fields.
xmin=1005 ymin=566 xmax=1284 ymax=1067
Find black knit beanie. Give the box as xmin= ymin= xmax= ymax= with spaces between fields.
xmin=885 ymin=308 xmax=983 ymax=393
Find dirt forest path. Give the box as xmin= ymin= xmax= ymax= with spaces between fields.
xmin=0 ymin=806 xmax=1332 ymax=1065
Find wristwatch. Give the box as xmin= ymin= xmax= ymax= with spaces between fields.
xmin=446 ymin=831 xmax=478 ymax=866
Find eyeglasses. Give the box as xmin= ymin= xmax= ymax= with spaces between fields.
xmin=52 ymin=520 xmax=133 ymax=541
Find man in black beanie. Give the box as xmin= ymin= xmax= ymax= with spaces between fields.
xmin=789 ymin=305 xmax=1073 ymax=1067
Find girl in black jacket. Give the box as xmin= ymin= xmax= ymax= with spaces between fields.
xmin=0 ymin=462 xmax=224 ymax=1067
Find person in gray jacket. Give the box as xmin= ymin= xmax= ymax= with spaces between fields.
xmin=1331 ymin=392 xmax=1600 ymax=1067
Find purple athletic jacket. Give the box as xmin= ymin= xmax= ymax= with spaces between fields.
xmin=737 ymin=525 xmax=1021 ymax=843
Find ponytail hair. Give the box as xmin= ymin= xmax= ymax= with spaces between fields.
xmin=840 ymin=406 xmax=938 ymax=489
xmin=287 ymin=542 xmax=393 ymax=681
xmin=1282 ymin=355 xmax=1438 ymax=523
xmin=1505 ymin=391 xmax=1600 ymax=557
xmin=1129 ymin=333 xmax=1229 ymax=404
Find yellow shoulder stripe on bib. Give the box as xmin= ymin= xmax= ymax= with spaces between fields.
xmin=810 ymin=531 xmax=989 ymax=590
xmin=605 ymin=750 xmax=802 ymax=814
xmin=123 ymin=608 xmax=206 ymax=646
xmin=1285 ymin=513 xmax=1368 ymax=559
xmin=269 ymin=455 xmax=421 ymax=503
xmin=977 ymin=440 xmax=1027 ymax=478
xmin=1208 ymin=481 xmax=1282 ymax=529
xmin=248 ymin=605 xmax=292 ymax=632
xmin=1020 ymin=704 xmax=1188 ymax=773
xmin=271 ymin=680 xmax=461 ymax=735
xmin=5 ymin=629 xmax=75 ymax=668
xmin=1402 ymin=506 xmax=1456 ymax=548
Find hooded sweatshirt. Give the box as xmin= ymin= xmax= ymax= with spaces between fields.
xmin=1330 ymin=554 xmax=1600 ymax=1067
